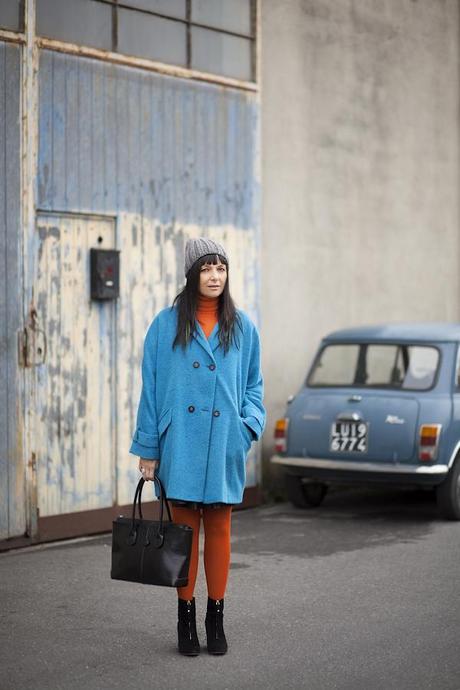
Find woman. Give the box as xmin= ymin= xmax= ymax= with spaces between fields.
xmin=130 ymin=237 xmax=266 ymax=657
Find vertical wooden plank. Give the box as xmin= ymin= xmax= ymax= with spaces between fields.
xmin=207 ymin=87 xmax=217 ymax=229
xmin=0 ymin=43 xmax=9 ymax=539
xmin=77 ymin=216 xmax=115 ymax=510
xmin=37 ymin=51 xmax=54 ymax=208
xmin=0 ymin=42 xmax=24 ymax=539
xmin=91 ymin=62 xmax=106 ymax=211
xmin=103 ymin=64 xmax=117 ymax=212
xmin=35 ymin=217 xmax=62 ymax=517
xmin=78 ymin=58 xmax=93 ymax=211
xmin=65 ymin=55 xmax=80 ymax=210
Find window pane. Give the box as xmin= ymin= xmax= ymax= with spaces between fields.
xmin=120 ymin=1 xmax=186 ymax=20
xmin=308 ymin=346 xmax=360 ymax=386
xmin=403 ymin=346 xmax=439 ymax=390
xmin=37 ymin=0 xmax=112 ymax=50
xmin=0 ymin=0 xmax=23 ymax=32
xmin=191 ymin=27 xmax=252 ymax=81
xmin=118 ymin=8 xmax=186 ymax=66
xmin=366 ymin=346 xmax=400 ymax=385
xmin=192 ymin=0 xmax=251 ymax=35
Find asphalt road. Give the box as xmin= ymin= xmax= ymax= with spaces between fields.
xmin=1 ymin=486 xmax=459 ymax=690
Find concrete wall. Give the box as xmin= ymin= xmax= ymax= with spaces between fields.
xmin=261 ymin=0 xmax=460 ymax=492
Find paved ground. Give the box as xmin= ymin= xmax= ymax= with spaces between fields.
xmin=1 ymin=486 xmax=460 ymax=690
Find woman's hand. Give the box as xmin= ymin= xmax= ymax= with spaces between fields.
xmin=139 ymin=458 xmax=159 ymax=481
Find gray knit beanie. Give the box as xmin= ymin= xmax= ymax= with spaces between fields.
xmin=184 ymin=237 xmax=229 ymax=277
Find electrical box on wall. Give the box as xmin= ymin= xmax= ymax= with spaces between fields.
xmin=90 ymin=248 xmax=120 ymax=300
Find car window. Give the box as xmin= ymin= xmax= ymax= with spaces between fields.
xmin=403 ymin=346 xmax=439 ymax=389
xmin=365 ymin=345 xmax=404 ymax=385
xmin=308 ymin=344 xmax=360 ymax=385
xmin=308 ymin=343 xmax=439 ymax=390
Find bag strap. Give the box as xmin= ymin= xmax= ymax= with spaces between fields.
xmin=131 ymin=476 xmax=173 ymax=525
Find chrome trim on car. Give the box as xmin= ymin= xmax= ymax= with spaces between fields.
xmin=448 ymin=442 xmax=460 ymax=469
xmin=270 ymin=455 xmax=449 ymax=475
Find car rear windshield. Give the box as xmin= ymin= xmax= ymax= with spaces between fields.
xmin=307 ymin=343 xmax=440 ymax=390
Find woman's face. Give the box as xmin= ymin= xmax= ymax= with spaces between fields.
xmin=199 ymin=260 xmax=227 ymax=298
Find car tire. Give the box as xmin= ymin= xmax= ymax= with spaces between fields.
xmin=436 ymin=457 xmax=460 ymax=520
xmin=285 ymin=474 xmax=328 ymax=509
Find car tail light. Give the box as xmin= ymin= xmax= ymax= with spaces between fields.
xmin=274 ymin=418 xmax=289 ymax=453
xmin=418 ymin=424 xmax=442 ymax=461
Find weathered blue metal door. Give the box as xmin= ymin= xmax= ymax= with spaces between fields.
xmin=33 ymin=212 xmax=117 ymax=517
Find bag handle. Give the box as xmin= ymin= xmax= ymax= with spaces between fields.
xmin=127 ymin=476 xmax=174 ymax=547
xmin=131 ymin=475 xmax=173 ymax=525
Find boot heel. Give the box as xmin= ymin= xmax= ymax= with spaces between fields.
xmin=177 ymin=597 xmax=201 ymax=656
xmin=205 ymin=597 xmax=228 ymax=655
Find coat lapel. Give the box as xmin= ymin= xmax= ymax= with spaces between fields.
xmin=193 ymin=321 xmax=219 ymax=360
xmin=208 ymin=323 xmax=221 ymax=353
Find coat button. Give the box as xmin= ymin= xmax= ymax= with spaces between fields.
xmin=209 ymin=364 xmax=216 ymax=371
xmin=188 ymin=405 xmax=195 ymax=413
xmin=213 ymin=410 xmax=220 ymax=417
xmin=193 ymin=361 xmax=200 ymax=368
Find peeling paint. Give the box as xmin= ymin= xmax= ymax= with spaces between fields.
xmin=34 ymin=213 xmax=116 ymax=515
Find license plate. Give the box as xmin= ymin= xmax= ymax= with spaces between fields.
xmin=330 ymin=421 xmax=368 ymax=453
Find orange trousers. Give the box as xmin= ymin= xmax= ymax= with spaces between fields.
xmin=171 ymin=505 xmax=232 ymax=601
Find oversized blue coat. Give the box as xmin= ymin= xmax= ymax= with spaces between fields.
xmin=129 ymin=305 xmax=266 ymax=504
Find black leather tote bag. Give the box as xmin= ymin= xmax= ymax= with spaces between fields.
xmin=111 ymin=476 xmax=193 ymax=587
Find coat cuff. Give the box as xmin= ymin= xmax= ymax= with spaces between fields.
xmin=129 ymin=428 xmax=160 ymax=459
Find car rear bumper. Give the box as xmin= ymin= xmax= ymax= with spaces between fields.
xmin=270 ymin=455 xmax=448 ymax=486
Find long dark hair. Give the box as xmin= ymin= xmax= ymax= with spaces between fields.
xmin=171 ymin=253 xmax=242 ymax=354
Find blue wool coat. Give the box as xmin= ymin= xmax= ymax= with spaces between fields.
xmin=129 ymin=305 xmax=266 ymax=504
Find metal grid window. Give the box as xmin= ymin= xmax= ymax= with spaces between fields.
xmin=36 ymin=0 xmax=257 ymax=82
xmin=0 ymin=0 xmax=24 ymax=32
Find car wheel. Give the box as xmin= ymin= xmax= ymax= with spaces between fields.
xmin=285 ymin=474 xmax=328 ymax=509
xmin=436 ymin=457 xmax=460 ymax=520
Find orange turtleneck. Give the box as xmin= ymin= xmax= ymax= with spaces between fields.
xmin=196 ymin=294 xmax=219 ymax=339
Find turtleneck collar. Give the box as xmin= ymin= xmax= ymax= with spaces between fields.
xmin=196 ymin=294 xmax=219 ymax=339
xmin=197 ymin=294 xmax=219 ymax=313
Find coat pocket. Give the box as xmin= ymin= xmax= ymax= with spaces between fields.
xmin=239 ymin=418 xmax=253 ymax=451
xmin=158 ymin=408 xmax=172 ymax=437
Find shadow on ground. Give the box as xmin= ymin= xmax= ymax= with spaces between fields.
xmin=231 ymin=485 xmax=441 ymax=560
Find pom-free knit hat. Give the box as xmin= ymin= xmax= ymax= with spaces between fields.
xmin=184 ymin=237 xmax=229 ymax=277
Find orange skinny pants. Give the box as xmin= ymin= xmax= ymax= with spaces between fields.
xmin=170 ymin=504 xmax=232 ymax=601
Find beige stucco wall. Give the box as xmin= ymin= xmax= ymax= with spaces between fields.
xmin=260 ymin=0 xmax=460 ymax=494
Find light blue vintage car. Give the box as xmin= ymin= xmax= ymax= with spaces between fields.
xmin=271 ymin=323 xmax=460 ymax=519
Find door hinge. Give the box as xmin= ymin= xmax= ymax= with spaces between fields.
xmin=18 ymin=309 xmax=47 ymax=367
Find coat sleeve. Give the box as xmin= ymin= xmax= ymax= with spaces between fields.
xmin=241 ymin=323 xmax=266 ymax=442
xmin=129 ymin=317 xmax=160 ymax=461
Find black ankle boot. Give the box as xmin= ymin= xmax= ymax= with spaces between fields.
xmin=205 ymin=597 xmax=228 ymax=655
xmin=177 ymin=597 xmax=200 ymax=656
